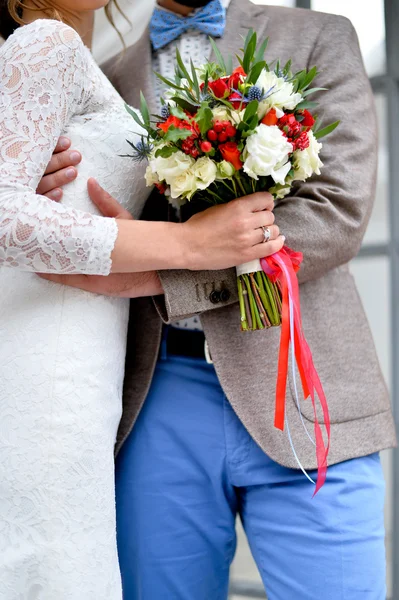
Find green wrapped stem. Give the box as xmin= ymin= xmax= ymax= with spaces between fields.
xmin=237 ymin=271 xmax=282 ymax=332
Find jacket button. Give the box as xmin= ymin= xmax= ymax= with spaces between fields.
xmin=209 ymin=290 xmax=221 ymax=304
xmin=220 ymin=289 xmax=231 ymax=303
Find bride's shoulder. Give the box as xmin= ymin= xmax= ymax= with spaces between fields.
xmin=1 ymin=19 xmax=86 ymax=60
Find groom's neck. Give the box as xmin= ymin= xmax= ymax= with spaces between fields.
xmin=156 ymin=0 xmax=195 ymax=16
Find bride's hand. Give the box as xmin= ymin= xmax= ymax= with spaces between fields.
xmin=182 ymin=193 xmax=284 ymax=271
xmin=39 ymin=178 xmax=163 ymax=297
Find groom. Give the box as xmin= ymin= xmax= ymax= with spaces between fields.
xmin=40 ymin=1 xmax=396 ymax=598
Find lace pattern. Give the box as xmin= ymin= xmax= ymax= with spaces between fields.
xmin=0 ymin=20 xmax=118 ymax=275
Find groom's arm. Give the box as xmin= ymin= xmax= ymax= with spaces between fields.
xmin=153 ymin=13 xmax=377 ymax=323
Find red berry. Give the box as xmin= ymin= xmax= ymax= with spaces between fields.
xmin=207 ymin=129 xmax=218 ymax=141
xmin=214 ymin=121 xmax=223 ymax=133
xmin=218 ymin=132 xmax=228 ymax=143
xmin=222 ymin=121 xmax=230 ymax=129
xmin=225 ymin=125 xmax=237 ymax=137
xmin=201 ymin=141 xmax=212 ymax=153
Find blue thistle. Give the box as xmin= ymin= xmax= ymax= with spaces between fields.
xmin=247 ymin=86 xmax=263 ymax=102
xmin=160 ymin=105 xmax=170 ymax=120
xmin=199 ymin=91 xmax=214 ymax=104
xmin=276 ymin=69 xmax=289 ymax=81
xmin=122 ymin=137 xmax=153 ymax=163
xmin=231 ymin=84 xmax=276 ymax=106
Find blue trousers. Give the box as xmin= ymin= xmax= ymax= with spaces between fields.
xmin=115 ymin=354 xmax=387 ymax=600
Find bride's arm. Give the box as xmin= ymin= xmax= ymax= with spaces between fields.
xmin=0 ymin=21 xmax=282 ymax=276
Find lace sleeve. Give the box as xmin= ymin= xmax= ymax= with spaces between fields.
xmin=0 ymin=20 xmax=118 ymax=275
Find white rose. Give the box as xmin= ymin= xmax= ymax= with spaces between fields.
xmin=154 ymin=151 xmax=195 ymax=185
xmin=292 ymin=131 xmax=323 ymax=181
xmin=212 ymin=106 xmax=241 ymax=125
xmin=256 ymin=70 xmax=302 ymax=118
xmin=192 ymin=157 xmax=217 ymax=190
xmin=243 ymin=124 xmax=293 ymax=183
xmin=145 ymin=163 xmax=160 ymax=187
xmin=169 ymin=170 xmax=197 ymax=200
xmin=217 ymin=160 xmax=235 ymax=179
xmin=269 ymin=178 xmax=293 ymax=200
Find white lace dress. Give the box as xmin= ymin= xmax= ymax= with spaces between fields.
xmin=0 ymin=20 xmax=149 ymax=600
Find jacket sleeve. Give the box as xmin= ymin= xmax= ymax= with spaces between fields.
xmin=273 ymin=14 xmax=377 ymax=284
xmin=156 ymin=14 xmax=377 ymax=322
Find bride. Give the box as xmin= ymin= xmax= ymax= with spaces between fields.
xmin=0 ymin=1 xmax=283 ymax=598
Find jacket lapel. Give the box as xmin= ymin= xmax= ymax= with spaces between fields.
xmin=216 ymin=0 xmax=270 ymax=59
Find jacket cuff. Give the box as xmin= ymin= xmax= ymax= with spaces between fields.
xmin=153 ymin=268 xmax=238 ymax=323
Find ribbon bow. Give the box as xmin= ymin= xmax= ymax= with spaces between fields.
xmin=150 ymin=0 xmax=226 ymax=52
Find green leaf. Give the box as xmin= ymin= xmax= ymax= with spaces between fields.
xmin=312 ymin=115 xmax=322 ymax=132
xmin=314 ymin=120 xmax=340 ymax=140
xmin=247 ymin=61 xmax=266 ymax=85
xmin=140 ymin=92 xmax=150 ymax=126
xmin=247 ymin=115 xmax=259 ymax=130
xmin=170 ymin=104 xmax=188 ymax=119
xmin=163 ymin=126 xmax=193 ymax=143
xmin=236 ymin=54 xmax=244 ymax=69
xmin=155 ymin=145 xmax=179 ymax=158
xmin=171 ymin=96 xmax=199 ymax=114
xmin=243 ymin=29 xmax=254 ymax=54
xmin=209 ymin=37 xmax=227 ymax=73
xmin=283 ymin=58 xmax=292 ymax=75
xmin=190 ymin=59 xmax=200 ymax=98
xmin=243 ymin=31 xmax=257 ymax=74
xmin=125 ymin=103 xmax=142 ymax=122
xmin=154 ymin=71 xmax=185 ymax=91
xmin=176 ymin=48 xmax=193 ymax=87
xmin=203 ymin=69 xmax=209 ymax=95
xmin=300 ymin=66 xmax=318 ymax=91
xmin=243 ymin=99 xmax=259 ymax=123
xmin=195 ymin=103 xmax=214 ymax=135
xmin=302 ymin=87 xmax=327 ymax=97
xmin=254 ymin=37 xmax=269 ymax=64
xmin=296 ymin=100 xmax=319 ymax=111
xmin=125 ymin=103 xmax=147 ymax=130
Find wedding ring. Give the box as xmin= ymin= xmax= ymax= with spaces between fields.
xmin=262 ymin=226 xmax=271 ymax=243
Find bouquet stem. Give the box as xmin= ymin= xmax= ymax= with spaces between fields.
xmin=237 ymin=270 xmax=282 ymax=332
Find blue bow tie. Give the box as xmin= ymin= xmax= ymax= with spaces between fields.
xmin=150 ymin=0 xmax=226 ymax=52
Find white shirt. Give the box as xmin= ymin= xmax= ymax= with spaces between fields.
xmin=153 ymin=0 xmax=232 ymax=331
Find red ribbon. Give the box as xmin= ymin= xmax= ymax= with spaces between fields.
xmin=261 ymin=247 xmax=330 ymax=494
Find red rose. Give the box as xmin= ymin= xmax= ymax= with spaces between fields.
xmin=158 ymin=115 xmax=182 ymax=133
xmin=228 ymin=66 xmax=246 ymax=90
xmin=228 ymin=92 xmax=242 ymax=109
xmin=301 ymin=109 xmax=315 ymax=128
xmin=208 ymin=78 xmax=229 ymax=98
xmin=219 ymin=142 xmax=243 ymax=171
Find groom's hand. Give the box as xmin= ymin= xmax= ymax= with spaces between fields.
xmin=39 ymin=178 xmax=164 ymax=297
xmin=37 ymin=137 xmax=81 ymax=200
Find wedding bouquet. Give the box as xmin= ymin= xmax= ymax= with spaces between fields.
xmin=126 ymin=31 xmax=338 ymax=332
xmin=125 ymin=31 xmax=338 ymax=492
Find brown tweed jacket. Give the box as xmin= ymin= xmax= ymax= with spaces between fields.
xmin=102 ymin=0 xmax=397 ymax=468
